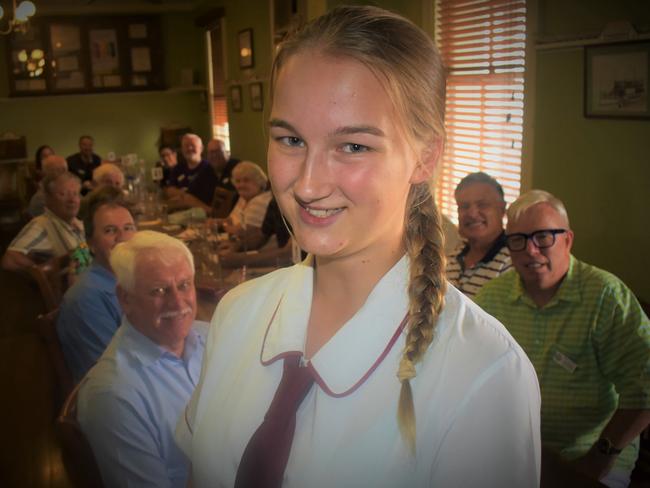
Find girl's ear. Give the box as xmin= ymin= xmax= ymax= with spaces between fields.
xmin=410 ymin=138 xmax=442 ymax=185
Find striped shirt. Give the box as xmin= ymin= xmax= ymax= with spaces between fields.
xmin=9 ymin=208 xmax=85 ymax=259
xmin=228 ymin=191 xmax=272 ymax=230
xmin=446 ymin=232 xmax=512 ymax=298
xmin=475 ymin=256 xmax=650 ymax=473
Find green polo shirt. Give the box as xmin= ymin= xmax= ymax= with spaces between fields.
xmin=476 ymin=256 xmax=650 ymax=472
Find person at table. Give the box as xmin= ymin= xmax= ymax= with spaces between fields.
xmin=57 ymin=186 xmax=136 ymax=382
xmin=2 ymin=172 xmax=85 ymax=272
xmin=27 ymin=154 xmax=68 ymax=218
xmin=164 ymin=134 xmax=215 ymax=208
xmin=206 ymin=139 xmax=240 ymax=192
xmin=32 ymin=144 xmax=55 ymax=181
xmin=446 ymin=171 xmax=511 ymax=298
xmin=206 ymin=139 xmax=241 ymax=217
xmin=220 ymin=161 xmax=272 ymax=238
xmin=156 ymin=145 xmax=179 ymax=188
xmin=476 ymin=189 xmax=650 ymax=488
xmin=66 ymin=135 xmax=101 ymax=194
xmin=219 ymin=198 xmax=294 ymax=269
xmin=175 ymin=6 xmax=541 ymax=488
xmin=78 ymin=230 xmax=206 ymax=488
xmin=92 ymin=163 xmax=124 ymax=191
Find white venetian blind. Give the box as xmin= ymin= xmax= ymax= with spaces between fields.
xmin=435 ymin=0 xmax=527 ymax=222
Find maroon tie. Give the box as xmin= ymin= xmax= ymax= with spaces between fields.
xmin=235 ymin=355 xmax=315 ymax=488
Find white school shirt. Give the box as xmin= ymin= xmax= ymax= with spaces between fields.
xmin=176 ymin=256 xmax=541 ymax=488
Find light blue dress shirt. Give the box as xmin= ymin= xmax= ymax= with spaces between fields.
xmin=77 ymin=319 xmax=207 ymax=488
xmin=57 ymin=262 xmax=121 ymax=382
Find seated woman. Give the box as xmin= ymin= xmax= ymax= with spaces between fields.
xmin=221 ymin=161 xmax=272 ymax=239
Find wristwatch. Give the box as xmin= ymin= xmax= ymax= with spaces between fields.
xmin=596 ymin=438 xmax=623 ymax=456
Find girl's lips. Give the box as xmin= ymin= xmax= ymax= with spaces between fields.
xmin=297 ymin=204 xmax=344 ymax=226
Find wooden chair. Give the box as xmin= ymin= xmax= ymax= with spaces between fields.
xmin=55 ymin=381 xmax=105 ymax=488
xmin=36 ymin=309 xmax=74 ymax=412
xmin=27 ymin=253 xmax=71 ymax=312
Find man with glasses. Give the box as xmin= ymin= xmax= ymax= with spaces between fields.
xmin=476 ymin=189 xmax=650 ymax=488
xmin=446 ymin=172 xmax=511 ymax=298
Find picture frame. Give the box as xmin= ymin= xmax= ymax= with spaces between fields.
xmin=584 ymin=40 xmax=650 ymax=119
xmin=238 ymin=28 xmax=254 ymax=69
xmin=250 ymin=82 xmax=263 ymax=111
xmin=230 ymin=85 xmax=243 ymax=112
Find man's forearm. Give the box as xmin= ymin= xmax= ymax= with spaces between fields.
xmin=1 ymin=250 xmax=35 ymax=272
xmin=600 ymin=408 xmax=650 ymax=449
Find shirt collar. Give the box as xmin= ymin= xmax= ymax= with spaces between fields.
xmin=43 ymin=207 xmax=84 ymax=233
xmin=458 ymin=230 xmax=507 ymax=264
xmin=260 ymin=255 xmax=409 ymax=397
xmin=121 ymin=318 xmax=204 ymax=368
xmin=89 ymin=261 xmax=116 ymax=281
xmin=510 ymin=254 xmax=580 ymax=307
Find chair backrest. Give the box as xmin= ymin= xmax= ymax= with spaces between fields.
xmin=36 ymin=309 xmax=74 ymax=411
xmin=56 ymin=381 xmax=105 ymax=488
xmin=27 ymin=253 xmax=71 ymax=312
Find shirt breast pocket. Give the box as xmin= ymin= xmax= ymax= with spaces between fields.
xmin=548 ymin=343 xmax=598 ymax=408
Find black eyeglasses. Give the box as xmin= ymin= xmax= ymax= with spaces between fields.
xmin=505 ymin=229 xmax=567 ymax=252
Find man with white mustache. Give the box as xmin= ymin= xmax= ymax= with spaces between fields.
xmin=476 ymin=190 xmax=650 ymax=488
xmin=446 ymin=171 xmax=511 ymax=298
xmin=78 ymin=230 xmax=206 ymax=488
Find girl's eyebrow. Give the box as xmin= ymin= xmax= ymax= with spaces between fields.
xmin=268 ymin=118 xmax=296 ymax=132
xmin=331 ymin=125 xmax=385 ymax=137
xmin=268 ymin=119 xmax=384 ymax=138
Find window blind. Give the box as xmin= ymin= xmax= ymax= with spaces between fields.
xmin=435 ymin=0 xmax=527 ymax=222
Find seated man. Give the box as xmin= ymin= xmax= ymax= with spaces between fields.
xmin=476 ymin=190 xmax=650 ymax=488
xmin=27 ymin=154 xmax=68 ymax=218
xmin=77 ymin=230 xmax=206 ymax=488
xmin=2 ymin=172 xmax=85 ymax=272
xmin=57 ymin=187 xmax=136 ymax=382
xmin=446 ymin=171 xmax=511 ymax=298
xmin=66 ymin=135 xmax=101 ymax=194
xmin=206 ymin=139 xmax=239 ymax=191
xmin=165 ymin=133 xmax=216 ymax=210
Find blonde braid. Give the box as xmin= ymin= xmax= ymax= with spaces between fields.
xmin=398 ymin=182 xmax=447 ymax=453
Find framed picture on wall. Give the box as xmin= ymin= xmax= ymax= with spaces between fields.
xmin=250 ymin=82 xmax=263 ymax=111
xmin=230 ymin=85 xmax=243 ymax=112
xmin=238 ymin=28 xmax=254 ymax=69
xmin=584 ymin=40 xmax=650 ymax=119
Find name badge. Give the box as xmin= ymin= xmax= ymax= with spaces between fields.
xmin=178 ymin=174 xmax=186 ymax=182
xmin=553 ymin=350 xmax=577 ymax=373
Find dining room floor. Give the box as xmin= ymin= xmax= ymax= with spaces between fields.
xmin=0 ymin=266 xmax=72 ymax=488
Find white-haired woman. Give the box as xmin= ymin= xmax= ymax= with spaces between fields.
xmin=92 ymin=163 xmax=125 ymax=190
xmin=221 ymin=161 xmax=272 ymax=239
xmin=177 ymin=6 xmax=541 ymax=488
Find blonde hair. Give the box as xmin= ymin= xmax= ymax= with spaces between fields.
xmin=508 ymin=190 xmax=570 ymax=227
xmin=271 ymin=5 xmax=447 ymax=452
xmin=110 ymin=230 xmax=194 ymax=292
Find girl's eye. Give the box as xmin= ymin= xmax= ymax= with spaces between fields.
xmin=276 ymin=136 xmax=304 ymax=148
xmin=341 ymin=143 xmax=369 ymax=154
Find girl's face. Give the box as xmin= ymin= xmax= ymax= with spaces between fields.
xmin=268 ymin=52 xmax=425 ymax=263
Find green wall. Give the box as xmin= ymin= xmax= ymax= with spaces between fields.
xmin=533 ymin=0 xmax=650 ymax=301
xmin=0 ymin=12 xmax=210 ymax=165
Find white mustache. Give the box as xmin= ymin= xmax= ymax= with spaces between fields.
xmin=159 ymin=307 xmax=193 ymax=319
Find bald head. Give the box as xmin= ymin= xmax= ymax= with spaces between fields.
xmin=207 ymin=139 xmax=227 ymax=172
xmin=42 ymin=155 xmax=68 ymax=177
